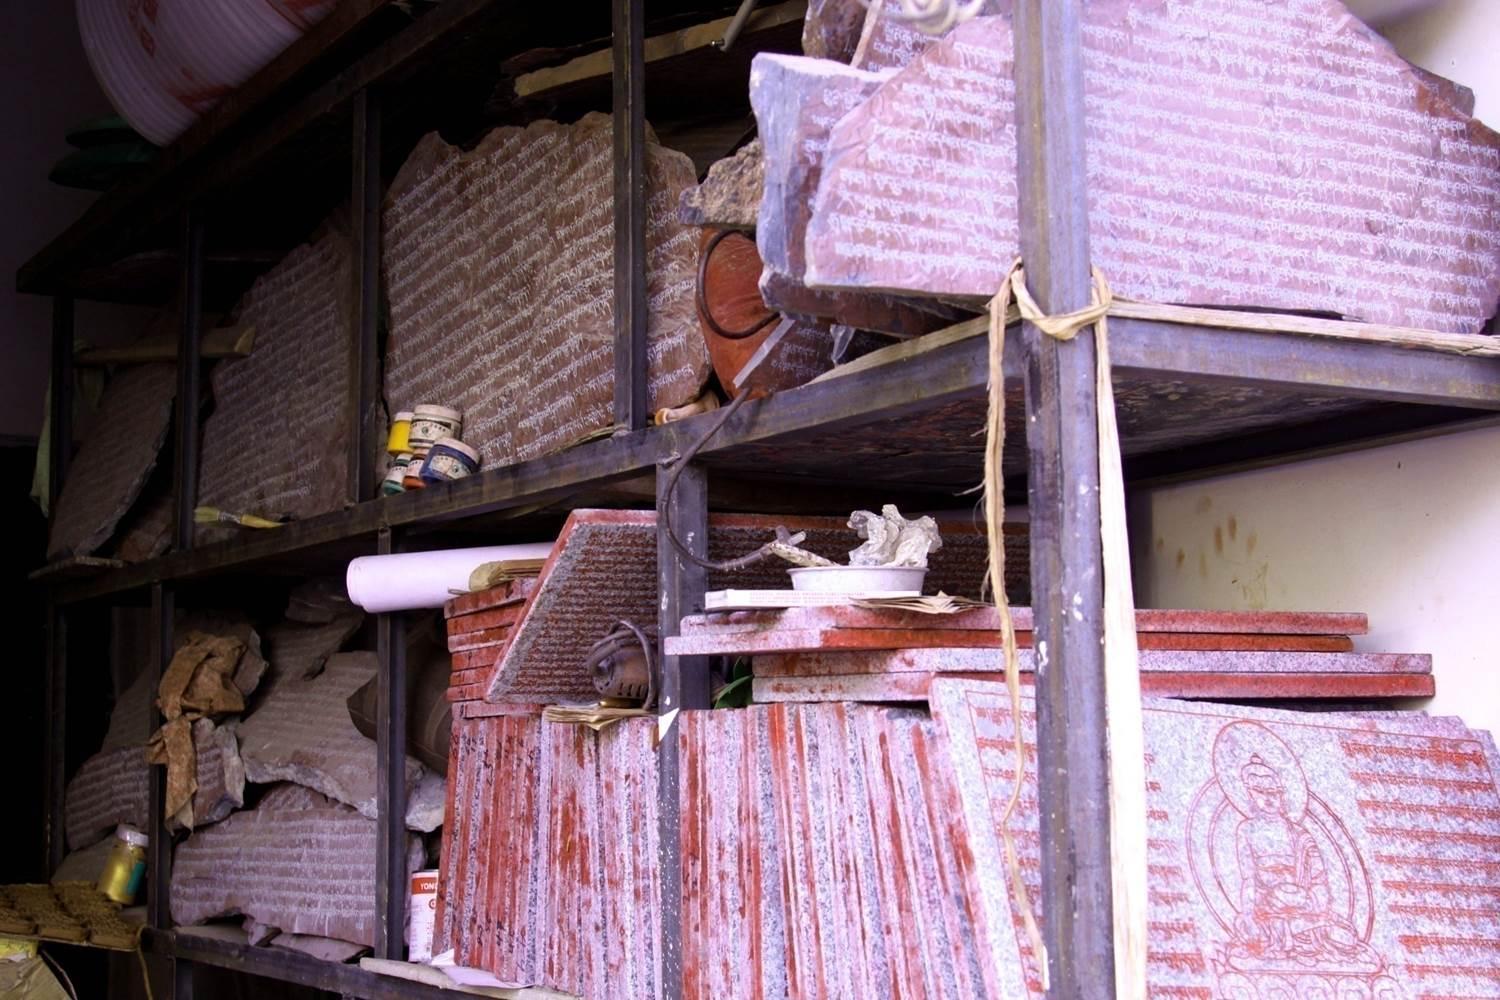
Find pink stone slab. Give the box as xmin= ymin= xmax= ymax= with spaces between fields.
xmin=679 ymin=605 xmax=1368 ymax=637
xmin=752 ymin=648 xmax=1429 ymax=676
xmin=789 ymin=5 xmax=1500 ymax=332
xmin=930 ymin=679 xmax=1500 ymax=998
xmin=753 ymin=670 xmax=1435 ymax=703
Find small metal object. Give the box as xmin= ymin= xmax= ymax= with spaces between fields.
xmin=716 ymin=0 xmax=760 ymax=51
xmin=587 ymin=620 xmax=658 ymax=704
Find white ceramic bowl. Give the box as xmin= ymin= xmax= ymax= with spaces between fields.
xmin=787 ymin=565 xmax=927 ymax=595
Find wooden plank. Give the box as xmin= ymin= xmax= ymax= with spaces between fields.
xmin=43 ymin=604 xmax=66 ymax=877
xmin=1012 ymin=0 xmax=1116 ymax=996
xmin=74 ymin=325 xmax=255 ymax=366
xmin=147 ymin=584 xmax=174 ymax=930
xmin=49 ymin=297 xmax=73 ymax=504
xmin=516 ymin=1 xmax=807 ymax=97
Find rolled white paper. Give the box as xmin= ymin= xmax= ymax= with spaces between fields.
xmin=345 ymin=543 xmax=553 ymax=612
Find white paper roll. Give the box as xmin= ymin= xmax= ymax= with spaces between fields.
xmin=345 ymin=543 xmax=554 ymax=613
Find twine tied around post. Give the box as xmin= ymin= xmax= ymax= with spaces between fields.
xmin=983 ymin=258 xmax=1148 ymax=999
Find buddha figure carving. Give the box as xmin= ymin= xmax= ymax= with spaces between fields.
xmin=1188 ymin=722 xmax=1406 ymax=999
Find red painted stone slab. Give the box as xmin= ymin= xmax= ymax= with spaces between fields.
xmin=450 ymin=647 xmax=503 ymax=673
xmin=443 ymin=580 xmax=536 ymax=619
xmin=788 ymin=4 xmax=1500 ymax=332
xmin=752 ymin=670 xmax=1435 ymax=703
xmin=448 ymin=605 xmax=524 ymax=634
xmin=753 ymin=648 xmax=1429 ymax=676
xmin=681 ymin=605 xmax=1369 ymax=636
xmin=482 ymin=509 xmax=994 ymax=703
xmin=931 ymin=679 xmax=1500 ymax=998
xmin=448 ymin=626 xmax=515 ymax=653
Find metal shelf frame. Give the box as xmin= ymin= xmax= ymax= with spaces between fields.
xmin=31 ymin=1 xmax=1500 ymax=997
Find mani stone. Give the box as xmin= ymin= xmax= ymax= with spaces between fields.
xmin=46 ymin=364 xmax=175 ymax=562
xmin=383 ymin=113 xmax=710 ymax=471
xmin=236 ymin=652 xmax=439 ymax=832
xmin=172 ymin=788 xmax=423 ymax=948
xmin=197 ymin=221 xmax=357 ymax=534
xmin=679 ymin=138 xmax=763 ymax=231
xmin=929 ymin=678 xmax=1500 ymax=998
xmin=482 ymin=509 xmax=992 ymax=703
xmin=750 ymin=53 xmax=976 ymax=336
xmin=797 ymin=5 xmax=1500 ymax=332
xmin=435 ymin=711 xmax=660 ymax=999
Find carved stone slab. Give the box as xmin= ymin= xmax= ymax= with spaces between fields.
xmin=48 ymin=363 xmax=176 ymax=562
xmin=237 ymin=652 xmax=437 ymax=831
xmin=172 ymin=787 xmax=423 ymax=948
xmin=930 ymin=678 xmax=1500 ymax=998
xmin=383 ymin=114 xmax=710 ymax=470
xmin=198 ymin=225 xmax=355 ymax=528
xmin=481 ymin=509 xmax=994 ymax=703
xmin=799 ymin=5 xmax=1500 ymax=332
xmin=678 ymin=139 xmax=763 ymax=231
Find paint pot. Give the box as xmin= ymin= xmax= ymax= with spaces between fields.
xmin=409 ymin=870 xmax=440 ymax=963
xmin=97 ymin=824 xmax=148 ymax=904
xmin=420 ymin=437 xmax=481 ymax=484
xmin=382 ymin=454 xmax=412 ymax=496
xmin=386 ymin=411 xmax=413 ymax=455
xmin=408 ymin=405 xmax=462 ymax=454
xmin=402 ymin=456 xmax=427 ymax=491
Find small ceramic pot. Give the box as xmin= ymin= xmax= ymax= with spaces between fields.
xmin=408 ymin=405 xmax=463 ymax=454
xmin=420 ymin=437 xmax=481 ymax=483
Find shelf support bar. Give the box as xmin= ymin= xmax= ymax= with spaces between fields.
xmin=43 ymin=602 xmax=67 ymax=877
xmin=172 ymin=956 xmax=195 ymax=1000
xmin=49 ymin=296 xmax=74 ymax=508
xmin=173 ymin=213 xmax=205 ymax=552
xmin=612 ymin=0 xmax=648 ymax=432
xmin=375 ymin=526 xmax=408 ymax=960
xmin=655 ymin=460 xmax=708 ymax=999
xmin=1013 ymin=0 xmax=1116 ymax=995
xmin=351 ymin=88 xmax=385 ymax=503
xmin=148 ymin=583 xmax=176 ymax=930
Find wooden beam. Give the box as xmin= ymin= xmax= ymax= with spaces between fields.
xmin=1013 ymin=0 xmax=1116 ymax=996
xmin=516 ymin=1 xmax=806 ymax=97
xmin=173 ymin=215 xmax=205 ymax=552
xmin=351 ymin=89 xmax=385 ymax=504
xmin=74 ymin=325 xmax=255 ymax=367
xmin=374 ymin=528 xmax=408 ymax=960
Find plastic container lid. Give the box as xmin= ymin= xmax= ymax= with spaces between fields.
xmin=413 ymin=404 xmax=462 ymax=422
xmin=115 ymin=823 xmax=149 ymax=848
xmin=392 ymin=411 xmax=414 ymax=423
xmin=430 ymin=437 xmax=480 ymax=464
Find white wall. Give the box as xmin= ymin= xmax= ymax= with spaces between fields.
xmin=1131 ymin=2 xmax=1500 ymax=735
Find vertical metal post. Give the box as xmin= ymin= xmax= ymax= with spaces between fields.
xmin=375 ymin=527 xmax=408 ymax=960
xmin=147 ymin=583 xmax=175 ymax=930
xmin=612 ymin=0 xmax=648 ymax=431
xmin=50 ymin=296 xmax=74 ymax=507
xmin=43 ymin=295 xmax=74 ymax=878
xmin=655 ymin=462 xmax=708 ymax=1000
xmin=43 ymin=603 xmax=67 ymax=876
xmin=174 ymin=213 xmax=205 ymax=551
xmin=172 ymin=956 xmax=194 ymax=1000
xmin=1013 ymin=1 xmax=1115 ymax=995
xmin=350 ymin=89 xmax=384 ymax=504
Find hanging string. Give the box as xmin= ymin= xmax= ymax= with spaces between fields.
xmin=984 ymin=259 xmax=1148 ymax=998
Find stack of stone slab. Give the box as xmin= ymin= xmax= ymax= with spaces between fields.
xmin=749 ymin=0 xmax=1500 ymax=333
xmin=382 ymin=114 xmax=710 ymax=471
xmin=665 ymin=604 xmax=1436 ymax=702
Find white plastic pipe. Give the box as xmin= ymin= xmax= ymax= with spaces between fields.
xmin=345 ymin=543 xmax=554 ymax=613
